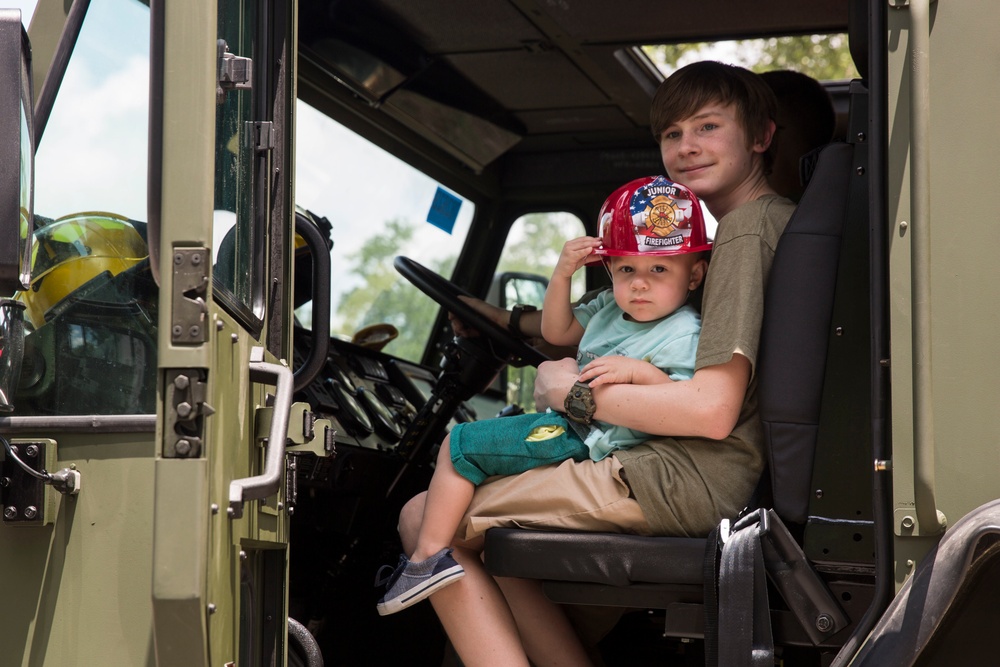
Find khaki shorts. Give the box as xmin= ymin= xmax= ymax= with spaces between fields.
xmin=456 ymin=455 xmax=652 ymax=544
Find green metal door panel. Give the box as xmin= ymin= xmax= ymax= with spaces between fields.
xmin=199 ymin=308 xmax=290 ymax=666
xmin=153 ymin=0 xmax=293 ymax=663
xmin=150 ymin=1 xmax=219 ymax=663
xmin=151 ymin=458 xmax=210 ymax=667
xmin=0 ymin=434 xmax=157 ymax=667
xmin=887 ymin=1 xmax=1000 ymax=579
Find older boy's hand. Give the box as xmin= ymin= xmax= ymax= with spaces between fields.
xmin=578 ymin=356 xmax=673 ymax=387
xmin=534 ymin=357 xmax=580 ymax=411
xmin=448 ymin=295 xmax=509 ymax=338
xmin=552 ymin=236 xmax=602 ymax=281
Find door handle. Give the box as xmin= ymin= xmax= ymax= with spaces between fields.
xmin=228 ymin=346 xmax=292 ymax=519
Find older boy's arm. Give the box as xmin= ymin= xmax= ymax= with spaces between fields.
xmin=535 ymin=355 xmax=750 ymax=440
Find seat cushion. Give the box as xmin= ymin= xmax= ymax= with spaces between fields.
xmin=484 ymin=528 xmax=708 ymax=586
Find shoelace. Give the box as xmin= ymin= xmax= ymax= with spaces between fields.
xmin=374 ymin=556 xmax=406 ymax=588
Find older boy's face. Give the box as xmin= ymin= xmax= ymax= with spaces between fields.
xmin=658 ymin=102 xmax=769 ymax=217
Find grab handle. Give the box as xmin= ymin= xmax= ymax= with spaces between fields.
xmin=908 ymin=0 xmax=946 ymax=536
xmin=228 ymin=346 xmax=292 ymax=519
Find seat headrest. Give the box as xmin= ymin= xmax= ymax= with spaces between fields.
xmin=848 ymin=0 xmax=869 ymax=80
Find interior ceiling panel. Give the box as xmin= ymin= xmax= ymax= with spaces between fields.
xmin=515 ymin=106 xmax=635 ymax=135
xmin=446 ymin=50 xmax=608 ymax=111
xmin=299 ymin=0 xmax=853 ymax=170
xmin=527 ymin=0 xmax=849 ymax=44
xmin=377 ymin=0 xmax=849 ymax=53
xmin=377 ymin=0 xmax=543 ymax=53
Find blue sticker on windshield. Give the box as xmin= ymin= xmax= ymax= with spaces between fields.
xmin=426 ymin=186 xmax=462 ymax=234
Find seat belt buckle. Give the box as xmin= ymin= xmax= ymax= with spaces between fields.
xmin=732 ymin=507 xmax=771 ymax=537
xmin=718 ymin=518 xmax=732 ymax=545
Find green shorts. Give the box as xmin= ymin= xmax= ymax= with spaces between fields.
xmin=449 ymin=411 xmax=590 ymax=485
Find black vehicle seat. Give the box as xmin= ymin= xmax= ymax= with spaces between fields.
xmin=483 ymin=138 xmax=859 ymax=640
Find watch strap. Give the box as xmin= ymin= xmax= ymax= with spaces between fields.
xmin=508 ymin=304 xmax=537 ymax=338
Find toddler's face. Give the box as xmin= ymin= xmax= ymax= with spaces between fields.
xmin=607 ymin=253 xmax=704 ymax=322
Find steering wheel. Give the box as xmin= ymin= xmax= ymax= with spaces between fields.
xmin=393 ymin=256 xmax=550 ymax=367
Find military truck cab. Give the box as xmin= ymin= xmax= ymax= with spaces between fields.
xmin=1 ymin=1 xmax=999 ymax=665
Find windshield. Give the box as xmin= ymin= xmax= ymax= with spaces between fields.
xmin=34 ymin=1 xmax=149 ymax=220
xmin=13 ymin=0 xmax=155 ymax=417
xmin=294 ymin=99 xmax=474 ymax=363
xmin=643 ymin=34 xmax=860 ymax=81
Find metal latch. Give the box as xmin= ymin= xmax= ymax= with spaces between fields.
xmin=171 ymin=247 xmax=209 ymax=344
xmin=165 ymin=369 xmax=214 ymax=458
xmin=217 ymin=39 xmax=252 ymax=103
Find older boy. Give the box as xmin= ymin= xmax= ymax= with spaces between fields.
xmin=377 ymin=176 xmax=710 ymax=615
xmin=397 ymin=61 xmax=795 ymax=666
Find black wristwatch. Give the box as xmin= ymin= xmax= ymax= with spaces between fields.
xmin=564 ymin=381 xmax=596 ymax=425
xmin=508 ymin=304 xmax=537 ymax=338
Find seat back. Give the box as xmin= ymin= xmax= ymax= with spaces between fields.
xmin=757 ymin=142 xmax=855 ymax=524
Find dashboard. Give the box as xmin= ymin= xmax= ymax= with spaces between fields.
xmin=295 ymin=336 xmax=438 ymax=453
xmin=289 ymin=329 xmax=510 ymax=510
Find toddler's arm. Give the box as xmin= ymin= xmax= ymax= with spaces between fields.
xmin=578 ymin=356 xmax=674 ymax=387
xmin=541 ymin=237 xmax=600 ymax=346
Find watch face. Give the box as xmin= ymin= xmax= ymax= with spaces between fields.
xmin=565 ymin=382 xmax=595 ymax=424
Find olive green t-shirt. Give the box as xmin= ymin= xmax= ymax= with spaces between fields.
xmin=615 ymin=195 xmax=795 ymax=536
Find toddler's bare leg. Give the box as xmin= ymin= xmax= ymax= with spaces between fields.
xmin=411 ymin=433 xmax=476 ymax=562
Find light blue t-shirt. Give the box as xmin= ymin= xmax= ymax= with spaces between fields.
xmin=571 ymin=290 xmax=701 ymax=461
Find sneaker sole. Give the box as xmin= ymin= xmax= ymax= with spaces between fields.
xmin=376 ymin=564 xmax=465 ymax=616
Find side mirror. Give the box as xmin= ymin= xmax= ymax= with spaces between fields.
xmin=0 ymin=9 xmax=33 ymax=295
xmin=488 ymin=272 xmax=548 ymax=310
xmin=485 ymin=272 xmax=548 ymax=409
xmin=0 ymin=10 xmax=34 ymax=411
xmin=0 ymin=9 xmax=35 ymax=295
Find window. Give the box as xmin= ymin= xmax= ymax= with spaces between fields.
xmin=496 ymin=212 xmax=588 ymax=303
xmin=495 ymin=212 xmax=586 ymax=411
xmin=34 ymin=1 xmax=149 ymax=220
xmin=213 ymin=0 xmax=263 ymax=324
xmin=294 ymin=99 xmax=474 ymax=364
xmin=14 ymin=0 xmax=155 ymax=417
xmin=643 ymin=33 xmax=860 ymax=82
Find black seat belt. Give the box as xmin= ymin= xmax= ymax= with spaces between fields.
xmin=704 ymin=510 xmax=775 ymax=667
xmin=705 ymin=508 xmax=849 ymax=666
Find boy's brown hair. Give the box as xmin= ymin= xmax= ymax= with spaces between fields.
xmin=650 ymin=61 xmax=778 ymax=172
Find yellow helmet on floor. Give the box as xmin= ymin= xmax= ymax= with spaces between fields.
xmin=16 ymin=212 xmax=148 ymax=328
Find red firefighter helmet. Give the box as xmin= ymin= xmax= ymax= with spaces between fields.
xmin=592 ymin=175 xmax=712 ymax=258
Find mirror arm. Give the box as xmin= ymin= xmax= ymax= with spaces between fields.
xmin=32 ymin=0 xmax=90 ymax=147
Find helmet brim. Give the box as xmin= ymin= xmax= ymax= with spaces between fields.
xmin=588 ymin=242 xmax=713 ymax=263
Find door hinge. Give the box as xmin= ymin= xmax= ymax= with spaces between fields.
xmin=217 ymin=39 xmax=252 ymax=104
xmin=246 ymin=120 xmax=275 ymax=153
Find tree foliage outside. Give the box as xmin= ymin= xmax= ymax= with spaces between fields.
xmin=496 ymin=212 xmax=581 ymax=278
xmin=643 ymin=33 xmax=860 ymax=81
xmin=327 ymin=211 xmax=584 ymax=406
xmin=496 ymin=212 xmax=587 ymax=411
xmin=333 ymin=218 xmax=456 ymax=362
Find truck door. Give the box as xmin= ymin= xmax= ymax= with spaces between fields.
xmin=150 ymin=1 xmax=296 ymax=666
